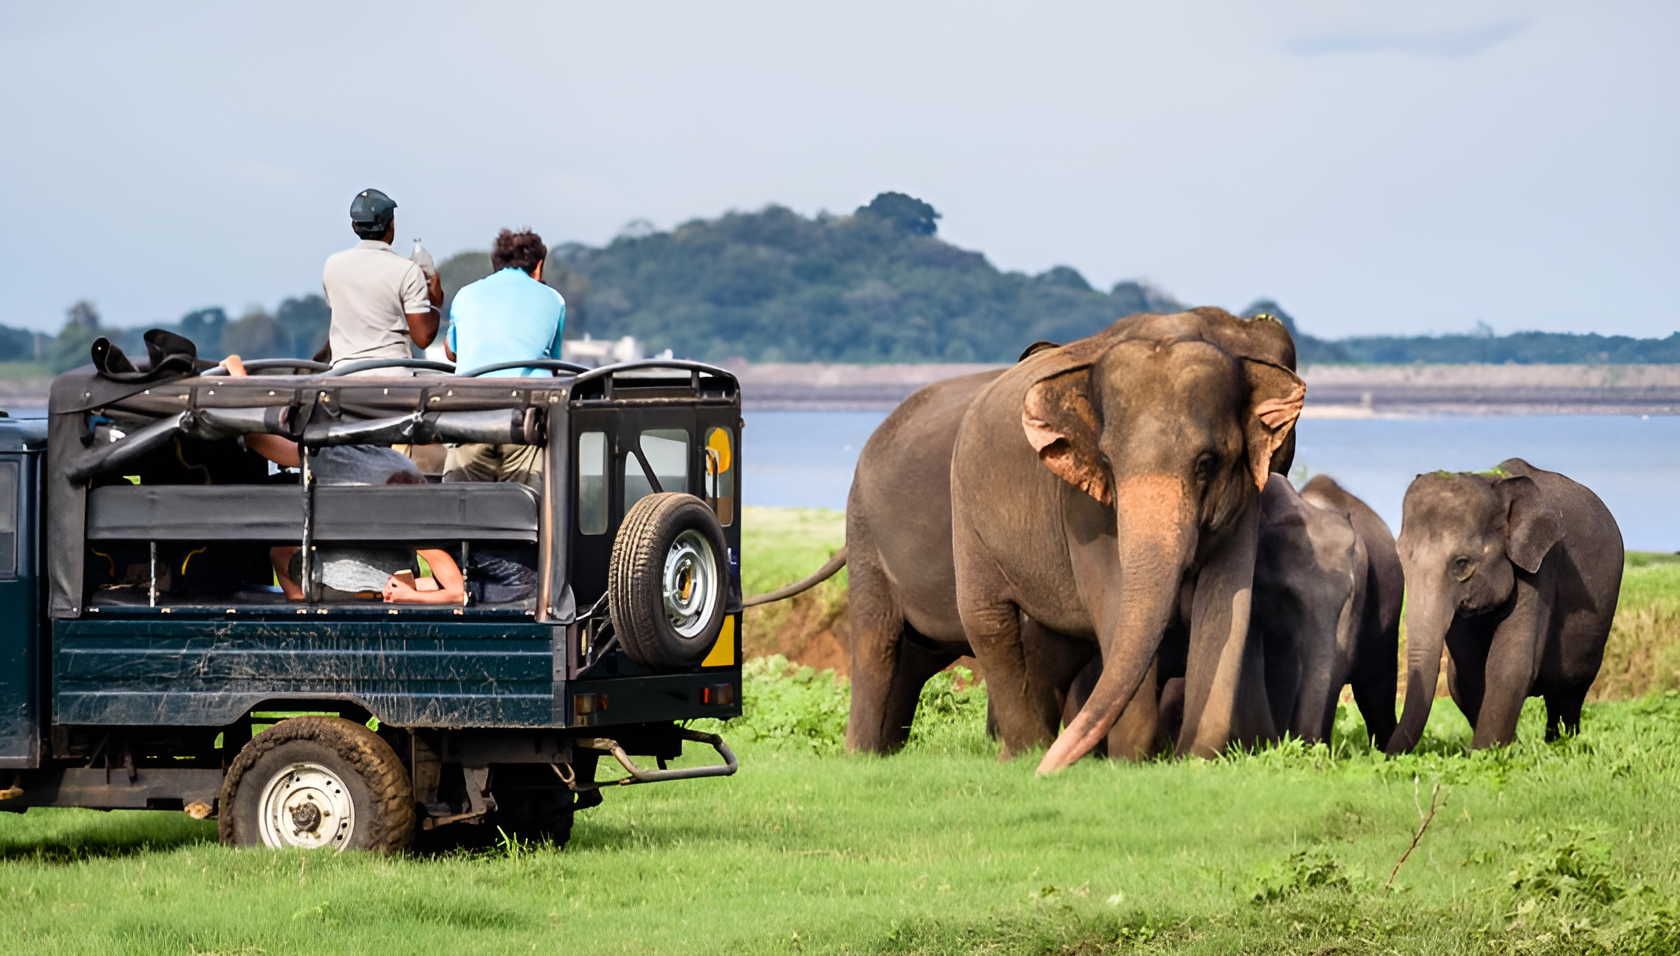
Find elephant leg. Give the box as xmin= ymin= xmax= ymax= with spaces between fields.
xmin=1445 ymin=647 xmax=1484 ymax=734
xmin=965 ymin=598 xmax=1055 ymax=757
xmin=1157 ymin=677 xmax=1186 ymax=745
xmin=956 ymin=536 xmax=1056 ymax=757
xmin=1544 ymin=680 xmax=1591 ymax=741
xmin=877 ymin=631 xmax=959 ymax=750
xmin=1472 ymin=597 xmax=1544 ymax=749
xmin=1107 ymin=658 xmax=1162 ymax=761
xmin=1293 ymin=647 xmax=1341 ymax=745
xmin=1349 ymin=654 xmax=1398 ymax=750
xmin=1259 ymin=626 xmax=1302 ymax=741
xmin=1022 ymin=618 xmax=1096 ymax=733
xmin=1062 ymin=655 xmax=1162 ymax=761
xmin=1349 ymin=590 xmax=1400 ymax=749
xmin=845 ymin=548 xmax=910 ymax=754
xmin=1061 ymin=658 xmax=1103 ymax=755
xmin=1062 ymin=657 xmax=1099 ymax=731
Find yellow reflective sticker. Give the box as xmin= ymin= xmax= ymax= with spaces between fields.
xmin=706 ymin=428 xmax=732 ymax=474
xmin=701 ymin=615 xmax=736 ymax=667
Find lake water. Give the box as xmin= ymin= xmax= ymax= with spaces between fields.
xmin=742 ymin=412 xmax=1680 ymax=552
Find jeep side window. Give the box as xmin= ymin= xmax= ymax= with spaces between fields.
xmin=577 ymin=431 xmax=608 ymax=535
xmin=0 ymin=461 xmax=15 ymax=578
xmin=623 ymin=429 xmax=689 ymax=513
xmin=704 ymin=427 xmax=734 ymax=526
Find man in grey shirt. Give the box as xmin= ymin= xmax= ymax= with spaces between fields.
xmin=322 ymin=188 xmax=443 ymax=364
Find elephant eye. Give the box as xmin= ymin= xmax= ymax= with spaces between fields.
xmin=1193 ymin=452 xmax=1219 ymax=484
xmin=1452 ymin=556 xmax=1474 ymax=581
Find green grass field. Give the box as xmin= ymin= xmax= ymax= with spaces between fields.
xmin=3 ymin=508 xmax=1679 ymax=954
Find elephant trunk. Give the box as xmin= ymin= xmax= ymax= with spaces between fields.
xmin=1385 ymin=587 xmax=1452 ymax=754
xmin=1037 ymin=474 xmax=1194 ymax=774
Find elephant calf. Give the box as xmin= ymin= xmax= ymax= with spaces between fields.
xmin=1058 ymin=473 xmax=1400 ymax=757
xmin=1255 ymin=474 xmax=1400 ymax=749
xmin=1386 ymin=458 xmax=1623 ymax=753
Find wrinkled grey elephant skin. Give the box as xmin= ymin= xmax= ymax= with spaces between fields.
xmin=843 ymin=372 xmax=1098 ymax=754
xmin=950 ymin=308 xmax=1305 ymax=771
xmin=844 ymin=370 xmax=999 ymax=754
xmin=1299 ymin=473 xmax=1402 ymax=749
xmin=1386 ymin=458 xmax=1623 ymax=753
xmin=1055 ymin=473 xmax=1400 ymax=759
xmin=1255 ymin=474 xmax=1400 ymax=747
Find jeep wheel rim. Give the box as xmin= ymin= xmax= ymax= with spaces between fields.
xmin=257 ymin=761 xmax=356 ymax=851
xmin=663 ymin=530 xmax=717 ymax=638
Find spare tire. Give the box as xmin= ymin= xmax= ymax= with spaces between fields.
xmin=609 ymin=493 xmax=729 ymax=669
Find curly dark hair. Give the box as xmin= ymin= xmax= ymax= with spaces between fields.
xmin=491 ymin=228 xmax=547 ymax=274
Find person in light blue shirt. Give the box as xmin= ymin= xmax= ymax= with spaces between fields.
xmin=445 ymin=228 xmax=565 ymax=377
xmin=442 ymin=228 xmax=565 ymax=486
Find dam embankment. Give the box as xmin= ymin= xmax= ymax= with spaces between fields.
xmin=731 ymin=362 xmax=1680 ymax=415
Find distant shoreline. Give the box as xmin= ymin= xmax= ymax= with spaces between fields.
xmin=731 ymin=362 xmax=1680 ymax=415
xmin=9 ymin=363 xmax=1680 ymax=416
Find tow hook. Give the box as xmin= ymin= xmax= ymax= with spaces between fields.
xmin=558 ymin=728 xmax=737 ymax=787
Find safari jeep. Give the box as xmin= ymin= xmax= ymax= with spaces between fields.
xmin=0 ymin=352 xmax=743 ymax=850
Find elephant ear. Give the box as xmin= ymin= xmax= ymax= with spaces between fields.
xmin=1500 ymin=475 xmax=1563 ymax=574
xmin=1022 ymin=366 xmax=1110 ymax=506
xmin=1241 ymin=360 xmax=1306 ymax=492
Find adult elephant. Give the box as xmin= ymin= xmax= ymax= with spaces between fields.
xmin=842 ymin=364 xmax=1094 ymax=753
xmin=1385 ymin=458 xmax=1622 ymax=753
xmin=951 ymin=308 xmax=1304 ymax=771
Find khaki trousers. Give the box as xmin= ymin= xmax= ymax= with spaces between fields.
xmin=442 ymin=443 xmax=543 ymax=490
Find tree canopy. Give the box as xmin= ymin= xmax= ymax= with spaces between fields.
xmin=10 ymin=192 xmax=1680 ymax=369
xmin=550 ymin=195 xmax=1178 ymax=363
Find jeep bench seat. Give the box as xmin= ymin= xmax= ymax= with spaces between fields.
xmin=86 ymin=483 xmax=540 ymax=542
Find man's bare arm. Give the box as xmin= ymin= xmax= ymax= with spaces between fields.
xmin=221 ymin=356 xmax=301 ymax=466
xmin=406 ymin=310 xmax=439 ymax=349
xmin=402 ymin=269 xmax=444 ymax=349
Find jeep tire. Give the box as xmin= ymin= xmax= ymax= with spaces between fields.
xmin=220 ymin=716 xmax=414 ymax=853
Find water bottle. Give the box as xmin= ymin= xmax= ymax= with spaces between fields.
xmin=411 ymin=239 xmax=436 ymax=277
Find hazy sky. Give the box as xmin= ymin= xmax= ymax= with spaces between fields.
xmin=1 ymin=2 xmax=1675 ymax=339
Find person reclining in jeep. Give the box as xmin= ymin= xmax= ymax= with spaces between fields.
xmin=220 ymin=355 xmax=464 ymax=605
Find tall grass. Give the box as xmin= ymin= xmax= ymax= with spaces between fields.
xmin=740 ymin=507 xmax=849 ymax=667
xmin=1594 ymin=554 xmax=1680 ymax=700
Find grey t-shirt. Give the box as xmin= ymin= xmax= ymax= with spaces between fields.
xmin=289 ymin=547 xmax=419 ymax=599
xmin=322 ymin=239 xmax=430 ymax=364
xmin=310 ymin=445 xmax=422 ymax=485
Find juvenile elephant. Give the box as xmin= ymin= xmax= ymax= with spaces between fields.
xmin=1385 ymin=458 xmax=1623 ymax=753
xmin=951 ymin=308 xmax=1305 ymax=771
xmin=1255 ymin=474 xmax=1400 ymax=747
xmin=1055 ymin=473 xmax=1400 ymax=757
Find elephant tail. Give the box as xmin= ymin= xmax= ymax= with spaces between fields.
xmin=741 ymin=546 xmax=849 ymax=607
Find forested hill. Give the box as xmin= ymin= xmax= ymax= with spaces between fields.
xmin=12 ymin=191 xmax=1680 ymax=370
xmin=441 ymin=192 xmax=1185 ymax=364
